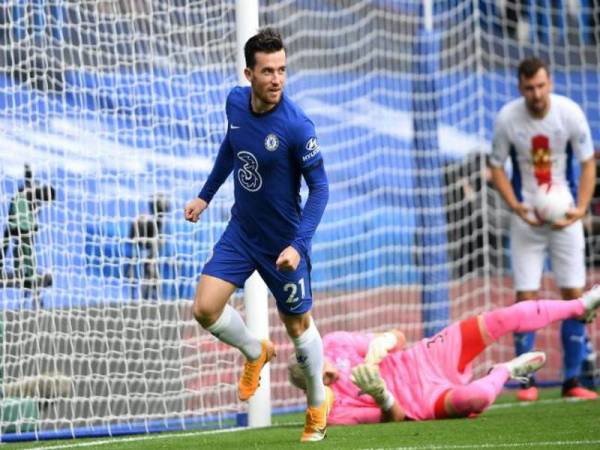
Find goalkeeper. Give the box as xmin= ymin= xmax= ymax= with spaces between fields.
xmin=288 ymin=287 xmax=600 ymax=424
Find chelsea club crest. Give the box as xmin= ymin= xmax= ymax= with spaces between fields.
xmin=264 ymin=133 xmax=279 ymax=151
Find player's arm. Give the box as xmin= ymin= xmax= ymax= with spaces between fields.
xmin=554 ymin=107 xmax=596 ymax=229
xmin=328 ymin=406 xmax=386 ymax=425
xmin=351 ymin=364 xmax=406 ymax=422
xmin=330 ymin=404 xmax=404 ymax=425
xmin=488 ymin=165 xmax=521 ymax=213
xmin=489 ymin=165 xmax=540 ymax=226
xmin=364 ymin=329 xmax=406 ymax=365
xmin=575 ymin=157 xmax=597 ymax=217
xmin=382 ymin=401 xmax=405 ymax=422
xmin=283 ymin=160 xmax=329 ymax=258
xmin=184 ymin=133 xmax=234 ymax=223
xmin=553 ymin=158 xmax=596 ymax=229
xmin=277 ymin=135 xmax=329 ymax=271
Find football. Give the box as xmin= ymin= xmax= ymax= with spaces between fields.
xmin=532 ymin=182 xmax=574 ymax=224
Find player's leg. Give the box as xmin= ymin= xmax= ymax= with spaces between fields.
xmin=194 ymin=234 xmax=267 ymax=396
xmin=511 ymin=218 xmax=546 ymax=359
xmin=443 ymin=351 xmax=547 ymax=418
xmin=481 ymin=297 xmax=588 ymax=341
xmin=448 ymin=299 xmax=581 ymax=377
xmin=280 ymin=311 xmax=333 ymax=441
xmin=280 ymin=312 xmax=326 ymax=405
xmin=193 ymin=275 xmax=262 ymax=359
xmin=434 ymin=311 xmax=550 ymax=418
xmin=559 ymin=286 xmax=595 ymax=398
xmin=513 ymin=291 xmax=539 ymax=352
xmin=258 ymin=254 xmax=331 ymax=441
xmin=0 ymin=226 xmax=10 ymax=271
xmin=455 ymin=298 xmax=589 ymax=403
xmin=21 ymin=232 xmax=36 ymax=280
xmin=443 ymin=368 xmax=507 ymax=418
xmin=196 ymin=273 xmax=275 ymax=402
xmin=12 ymin=232 xmax=27 ymax=282
xmin=510 ymin=215 xmax=547 ymax=399
xmin=581 ymin=335 xmax=598 ymax=390
xmin=551 ymin=222 xmax=598 ymax=398
xmin=479 ymin=285 xmax=600 ymax=337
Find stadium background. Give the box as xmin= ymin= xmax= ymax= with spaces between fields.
xmin=0 ymin=0 xmax=598 ymax=441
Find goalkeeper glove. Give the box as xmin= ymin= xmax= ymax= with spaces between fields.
xmin=351 ymin=364 xmax=395 ymax=411
xmin=364 ymin=332 xmax=398 ymax=365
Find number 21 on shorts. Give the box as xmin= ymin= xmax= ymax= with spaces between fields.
xmin=284 ymin=278 xmax=305 ymax=303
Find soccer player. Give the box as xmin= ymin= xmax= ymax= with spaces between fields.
xmin=1 ymin=164 xmax=55 ymax=294
xmin=489 ymin=57 xmax=597 ymax=401
xmin=288 ymin=287 xmax=600 ymax=424
xmin=128 ymin=194 xmax=171 ymax=300
xmin=184 ymin=29 xmax=331 ymax=442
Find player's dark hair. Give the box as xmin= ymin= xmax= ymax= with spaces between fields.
xmin=518 ymin=57 xmax=549 ymax=81
xmin=244 ymin=28 xmax=285 ymax=69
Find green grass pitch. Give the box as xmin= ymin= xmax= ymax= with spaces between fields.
xmin=6 ymin=389 xmax=600 ymax=450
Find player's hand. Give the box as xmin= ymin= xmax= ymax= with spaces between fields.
xmin=184 ymin=198 xmax=207 ymax=223
xmin=364 ymin=332 xmax=399 ymax=365
xmin=551 ymin=206 xmax=585 ymax=230
xmin=351 ymin=364 xmax=388 ymax=405
xmin=513 ymin=203 xmax=542 ymax=227
xmin=276 ymin=246 xmax=300 ymax=271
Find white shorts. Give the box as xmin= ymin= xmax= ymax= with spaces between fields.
xmin=510 ymin=214 xmax=585 ymax=291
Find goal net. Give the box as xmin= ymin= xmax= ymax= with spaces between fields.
xmin=262 ymin=0 xmax=600 ymax=410
xmin=0 ymin=0 xmax=597 ymax=441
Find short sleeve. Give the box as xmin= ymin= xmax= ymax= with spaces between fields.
xmin=293 ymin=117 xmax=323 ymax=170
xmin=489 ymin=111 xmax=511 ymax=168
xmin=567 ymin=103 xmax=594 ymax=162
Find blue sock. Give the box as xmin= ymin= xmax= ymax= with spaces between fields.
xmin=514 ymin=331 xmax=536 ymax=356
xmin=514 ymin=331 xmax=536 ymax=387
xmin=561 ymin=319 xmax=585 ymax=381
xmin=580 ymin=335 xmax=597 ymax=388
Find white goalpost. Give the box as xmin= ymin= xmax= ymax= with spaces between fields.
xmin=0 ymin=0 xmax=598 ymax=443
xmin=235 ymin=0 xmax=272 ymax=429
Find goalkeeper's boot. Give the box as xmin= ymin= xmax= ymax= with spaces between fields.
xmin=561 ymin=377 xmax=598 ymax=400
xmin=581 ymin=285 xmax=600 ymax=323
xmin=238 ymin=340 xmax=276 ymax=401
xmin=498 ymin=351 xmax=546 ymax=402
xmin=300 ymin=386 xmax=334 ymax=442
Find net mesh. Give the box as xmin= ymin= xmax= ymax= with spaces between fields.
xmin=0 ymin=0 xmax=598 ymax=439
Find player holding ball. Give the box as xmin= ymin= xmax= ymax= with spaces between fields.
xmin=489 ymin=57 xmax=597 ymax=401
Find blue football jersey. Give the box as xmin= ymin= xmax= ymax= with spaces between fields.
xmin=200 ymin=86 xmax=325 ymax=255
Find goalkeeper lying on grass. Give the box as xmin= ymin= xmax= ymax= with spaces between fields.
xmin=288 ymin=286 xmax=600 ymax=424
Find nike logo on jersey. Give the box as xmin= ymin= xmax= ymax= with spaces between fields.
xmin=230 ymin=124 xmax=240 ymax=129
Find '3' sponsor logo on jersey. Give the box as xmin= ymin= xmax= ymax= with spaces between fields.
xmin=237 ymin=151 xmax=262 ymax=192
